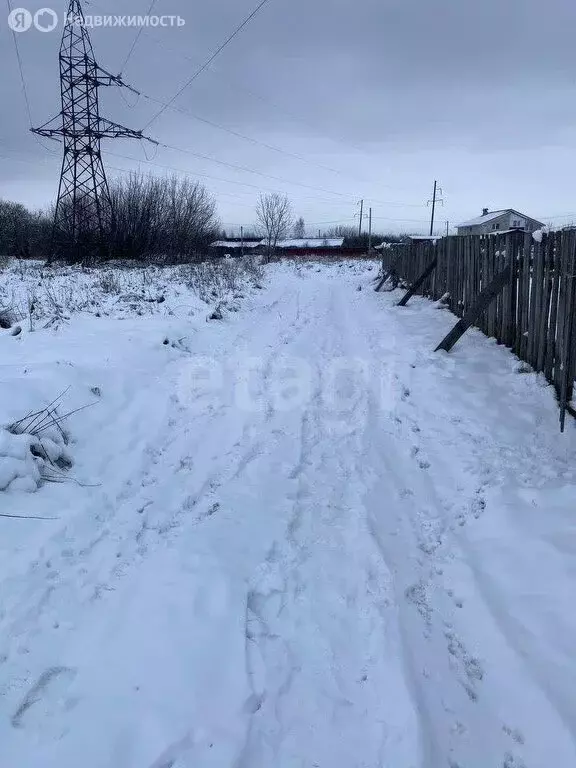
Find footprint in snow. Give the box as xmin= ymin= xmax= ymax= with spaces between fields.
xmin=503 ymin=725 xmax=525 ymax=745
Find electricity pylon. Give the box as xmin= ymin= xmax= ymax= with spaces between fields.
xmin=32 ymin=0 xmax=157 ymax=263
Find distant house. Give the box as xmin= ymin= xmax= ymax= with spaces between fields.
xmin=211 ymin=237 xmax=369 ymax=258
xmin=270 ymin=237 xmax=357 ymax=257
xmin=209 ymin=239 xmax=261 ymax=256
xmin=457 ymin=209 xmax=544 ymax=236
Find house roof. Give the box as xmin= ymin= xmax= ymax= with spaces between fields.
xmin=457 ymin=209 xmax=545 ymax=228
xmin=457 ymin=210 xmax=509 ymax=228
xmin=210 ymin=240 xmax=260 ymax=248
xmin=274 ymin=238 xmax=344 ymax=248
xmin=211 ymin=237 xmax=345 ymax=249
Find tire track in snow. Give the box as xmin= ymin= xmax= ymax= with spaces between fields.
xmin=236 ymin=284 xmax=420 ymax=768
xmin=0 ymin=282 xmax=318 ymax=741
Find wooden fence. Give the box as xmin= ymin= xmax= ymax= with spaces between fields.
xmin=380 ymin=230 xmax=576 ymax=428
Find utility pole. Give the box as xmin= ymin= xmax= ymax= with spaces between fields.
xmin=241 ymin=225 xmax=244 ymax=257
xmin=355 ymin=200 xmax=369 ymax=239
xmin=32 ymin=0 xmax=157 ymax=264
xmin=427 ymin=180 xmax=444 ymax=237
xmin=368 ymin=207 xmax=373 ymax=253
xmin=445 ymin=220 xmax=450 ymax=237
xmin=429 ymin=181 xmax=437 ymax=236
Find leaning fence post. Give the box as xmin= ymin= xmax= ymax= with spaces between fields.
xmin=397 ymin=252 xmax=439 ymax=307
xmin=435 ymin=258 xmax=513 ymax=353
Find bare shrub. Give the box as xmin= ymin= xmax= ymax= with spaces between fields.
xmin=96 ymin=270 xmax=124 ymax=295
xmin=182 ymin=257 xmax=259 ymax=302
xmin=184 ymin=261 xmax=226 ymax=302
xmin=0 ymin=296 xmax=23 ymax=329
xmin=109 ymin=172 xmax=220 ymax=263
xmin=0 ymin=305 xmax=16 ymax=329
xmin=241 ymin=254 xmax=264 ymax=285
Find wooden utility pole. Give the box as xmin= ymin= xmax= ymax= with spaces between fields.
xmin=358 ymin=199 xmax=364 ymax=237
xmin=445 ymin=220 xmax=449 ymax=237
xmin=368 ymin=207 xmax=373 ymax=253
xmin=241 ymin=225 xmax=244 ymax=257
xmin=429 ymin=181 xmax=437 ymax=236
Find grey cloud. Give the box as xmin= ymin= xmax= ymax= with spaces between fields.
xmin=2 ymin=0 xmax=576 ymax=232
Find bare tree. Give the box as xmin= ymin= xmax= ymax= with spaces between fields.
xmin=256 ymin=193 xmax=293 ymax=261
xmin=293 ymin=216 xmax=305 ymax=239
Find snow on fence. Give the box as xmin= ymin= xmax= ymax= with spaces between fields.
xmin=380 ymin=230 xmax=576 ymax=429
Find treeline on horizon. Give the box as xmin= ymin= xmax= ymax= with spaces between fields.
xmin=0 ymin=172 xmax=406 ymax=264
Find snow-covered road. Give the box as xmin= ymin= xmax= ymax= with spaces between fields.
xmin=1 ymin=262 xmax=575 ymax=768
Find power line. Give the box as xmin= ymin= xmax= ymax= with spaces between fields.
xmin=103 ymin=148 xmax=354 ymax=201
xmin=105 ymin=163 xmax=261 ymax=210
xmin=143 ymin=0 xmax=273 ymax=130
xmin=6 ymin=0 xmax=34 ymax=127
xmin=104 ymin=149 xmax=372 ymax=210
xmin=105 ymin=147 xmax=437 ymax=223
xmin=372 ymin=215 xmax=441 ymax=223
xmin=305 ymin=217 xmax=357 ymax=226
xmin=118 ymin=0 xmax=159 ymax=75
xmin=124 ymin=26 xmax=404 ymax=180
xmin=139 ymin=92 xmax=368 ymax=182
xmin=137 ymin=93 xmax=432 ymax=208
xmin=155 ymin=140 xmax=364 ymax=199
xmin=147 ymin=138 xmax=431 ymax=208
xmin=85 ymin=2 xmax=426 ymax=200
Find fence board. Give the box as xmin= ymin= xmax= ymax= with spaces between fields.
xmin=536 ymin=234 xmax=551 ymax=372
xmin=380 ymin=230 xmax=576 ymax=429
xmin=559 ymin=230 xmax=576 ymax=428
xmin=545 ymin=232 xmax=561 ymax=382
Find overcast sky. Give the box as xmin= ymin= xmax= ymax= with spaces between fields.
xmin=2 ymin=0 xmax=576 ymax=235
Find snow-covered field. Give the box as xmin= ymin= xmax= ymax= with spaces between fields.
xmin=0 ymin=258 xmax=575 ymax=768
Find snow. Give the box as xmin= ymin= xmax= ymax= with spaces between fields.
xmin=1 ymin=257 xmax=576 ymax=767
xmin=211 ymin=239 xmax=346 ymax=250
xmin=274 ymin=237 xmax=344 ymax=248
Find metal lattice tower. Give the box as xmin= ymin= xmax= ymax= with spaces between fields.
xmin=32 ymin=0 xmax=156 ymax=263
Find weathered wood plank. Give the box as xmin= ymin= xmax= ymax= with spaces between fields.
xmin=487 ymin=236 xmax=496 ymax=338
xmin=536 ymin=233 xmax=552 ymax=372
xmin=554 ymin=230 xmax=570 ymax=396
xmin=518 ymin=233 xmax=531 ymax=360
xmin=533 ymin=232 xmax=546 ymax=369
xmin=559 ymin=230 xmax=576 ymax=430
xmin=545 ymin=232 xmax=561 ymax=381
